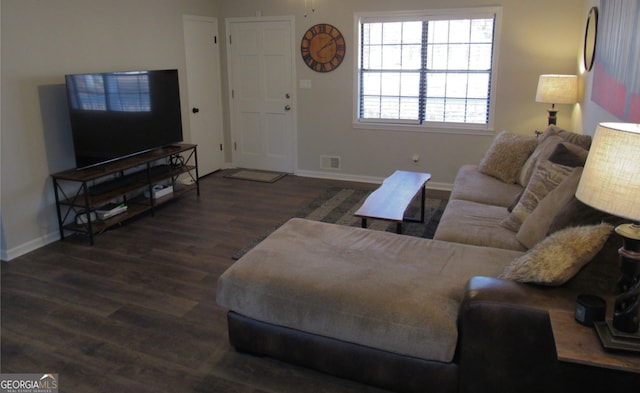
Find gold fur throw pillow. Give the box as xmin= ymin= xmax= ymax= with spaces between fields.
xmin=478 ymin=130 xmax=538 ymax=184
xmin=500 ymin=223 xmax=613 ymax=286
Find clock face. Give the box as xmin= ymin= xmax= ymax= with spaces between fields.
xmin=301 ymin=23 xmax=346 ymax=73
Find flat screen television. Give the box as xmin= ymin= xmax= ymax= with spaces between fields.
xmin=65 ymin=69 xmax=184 ymax=169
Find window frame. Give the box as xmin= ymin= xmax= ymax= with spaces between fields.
xmin=353 ymin=7 xmax=502 ymax=135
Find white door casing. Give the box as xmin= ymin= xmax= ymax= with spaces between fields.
xmin=183 ymin=15 xmax=225 ymax=176
xmin=226 ymin=17 xmax=296 ymax=173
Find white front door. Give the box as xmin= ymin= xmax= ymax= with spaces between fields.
xmin=183 ymin=15 xmax=225 ymax=176
xmin=227 ymin=17 xmax=296 ymax=173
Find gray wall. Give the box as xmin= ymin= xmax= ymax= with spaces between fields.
xmin=2 ymin=0 xmax=616 ymax=260
xmin=219 ymin=0 xmax=584 ymax=186
xmin=1 ymin=0 xmax=219 ymax=260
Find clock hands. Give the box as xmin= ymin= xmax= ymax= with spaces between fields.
xmin=315 ymin=38 xmax=335 ymax=56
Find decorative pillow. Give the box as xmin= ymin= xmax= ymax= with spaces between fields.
xmin=517 ymin=135 xmax=564 ymax=186
xmin=516 ymin=168 xmax=583 ymax=249
xmin=547 ymin=197 xmax=625 ymax=236
xmin=478 ymin=130 xmax=538 ymax=184
xmin=548 ymin=142 xmax=589 ymax=167
xmin=500 ymin=223 xmax=614 ymax=286
xmin=539 ymin=125 xmax=592 ymax=150
xmin=501 ymin=160 xmax=573 ymax=232
xmin=507 ymin=190 xmax=524 ymax=213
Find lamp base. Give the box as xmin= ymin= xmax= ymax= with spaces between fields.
xmin=546 ymin=108 xmax=558 ymax=125
xmin=612 ymin=223 xmax=640 ymax=333
xmin=595 ymin=320 xmax=640 ymax=353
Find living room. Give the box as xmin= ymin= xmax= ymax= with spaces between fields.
xmin=1 ymin=0 xmax=613 ymax=261
xmin=2 ymin=0 xmax=636 ymax=391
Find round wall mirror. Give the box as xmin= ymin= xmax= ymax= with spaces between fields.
xmin=584 ymin=7 xmax=598 ymax=72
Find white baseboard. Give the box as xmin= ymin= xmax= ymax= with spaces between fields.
xmin=295 ymin=169 xmax=384 ymax=184
xmin=2 ymin=231 xmax=60 ymax=262
xmin=1 ymin=169 xmax=451 ymax=262
xmin=295 ymin=169 xmax=453 ymax=191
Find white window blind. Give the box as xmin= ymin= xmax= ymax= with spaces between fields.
xmin=357 ymin=8 xmax=500 ymax=130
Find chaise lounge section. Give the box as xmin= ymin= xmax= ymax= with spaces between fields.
xmin=216 ymin=126 xmax=640 ymax=392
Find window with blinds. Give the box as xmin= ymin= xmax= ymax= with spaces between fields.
xmin=356 ymin=8 xmax=500 ymax=130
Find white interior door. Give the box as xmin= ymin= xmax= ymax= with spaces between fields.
xmin=227 ymin=17 xmax=296 ymax=173
xmin=183 ymin=15 xmax=225 ymax=176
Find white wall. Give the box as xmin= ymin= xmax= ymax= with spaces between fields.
xmin=1 ymin=0 xmax=218 ymax=260
xmin=219 ymin=0 xmax=584 ymax=186
xmin=2 ymin=0 xmax=606 ymax=261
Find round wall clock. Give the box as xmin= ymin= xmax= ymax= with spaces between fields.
xmin=301 ymin=23 xmax=346 ymax=73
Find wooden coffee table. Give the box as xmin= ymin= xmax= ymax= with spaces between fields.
xmin=354 ymin=170 xmax=432 ymax=233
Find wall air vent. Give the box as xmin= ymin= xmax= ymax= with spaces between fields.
xmin=320 ymin=155 xmax=341 ymax=170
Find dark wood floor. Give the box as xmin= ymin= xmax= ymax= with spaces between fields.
xmin=1 ymin=170 xmax=448 ymax=393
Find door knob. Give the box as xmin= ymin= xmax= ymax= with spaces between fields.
xmin=192 ymin=107 xmax=200 ymax=114
xmin=284 ymin=105 xmax=291 ymax=111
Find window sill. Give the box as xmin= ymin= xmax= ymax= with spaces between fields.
xmin=352 ymin=120 xmax=495 ymax=136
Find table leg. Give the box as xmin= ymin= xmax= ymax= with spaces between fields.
xmin=361 ymin=218 xmax=367 ymax=228
xmin=420 ymin=185 xmax=426 ymax=223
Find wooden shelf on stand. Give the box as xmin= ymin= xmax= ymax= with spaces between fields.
xmin=51 ymin=144 xmax=199 ymax=245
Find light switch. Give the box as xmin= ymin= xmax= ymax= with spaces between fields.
xmin=299 ymin=79 xmax=312 ymax=89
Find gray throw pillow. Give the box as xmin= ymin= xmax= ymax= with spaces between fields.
xmin=516 ymin=168 xmax=583 ymax=249
xmin=547 ymin=142 xmax=589 ymax=167
xmin=501 ymin=160 xmax=573 ymax=232
xmin=517 ymin=135 xmax=564 ymax=187
xmin=539 ymin=125 xmax=592 ymax=150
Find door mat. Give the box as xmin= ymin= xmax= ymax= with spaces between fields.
xmin=224 ymin=169 xmax=287 ymax=183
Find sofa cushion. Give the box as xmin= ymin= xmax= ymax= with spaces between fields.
xmin=434 ymin=199 xmax=526 ymax=251
xmin=217 ymin=218 xmax=523 ymax=363
xmin=478 ymin=130 xmax=538 ymax=184
xmin=547 ymin=197 xmax=622 ymax=235
xmin=509 ymin=141 xmax=587 ymax=211
xmin=450 ymin=165 xmax=524 ymax=207
xmin=500 ymin=223 xmax=613 ymax=286
xmin=546 ymin=199 xmax=626 ymax=294
xmin=540 ymin=125 xmax=592 ymax=150
xmin=548 ymin=142 xmax=589 ymax=167
xmin=565 ymin=230 xmax=623 ymax=294
xmin=501 ymin=160 xmax=574 ymax=232
xmin=516 ymin=167 xmax=583 ymax=249
xmin=517 ymin=135 xmax=564 ymax=187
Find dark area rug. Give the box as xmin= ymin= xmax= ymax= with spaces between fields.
xmin=232 ymin=187 xmax=448 ymax=260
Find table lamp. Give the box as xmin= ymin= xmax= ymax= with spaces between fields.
xmin=576 ymin=123 xmax=640 ymax=344
xmin=535 ymin=74 xmax=578 ymax=125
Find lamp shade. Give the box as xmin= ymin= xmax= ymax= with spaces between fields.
xmin=576 ymin=123 xmax=640 ymax=222
xmin=535 ymin=74 xmax=578 ymax=104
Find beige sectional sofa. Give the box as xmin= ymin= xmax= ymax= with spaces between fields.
xmin=216 ymin=126 xmax=638 ymax=393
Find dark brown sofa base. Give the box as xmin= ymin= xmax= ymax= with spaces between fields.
xmin=227 ymin=311 xmax=459 ymax=393
xmin=226 ymin=278 xmax=640 ymax=393
xmin=459 ymin=277 xmax=640 ymax=393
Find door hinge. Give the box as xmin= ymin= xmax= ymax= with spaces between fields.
xmin=214 ymin=35 xmax=217 ymax=44
xmin=232 ymin=90 xmax=235 ymax=99
xmin=234 ymin=142 xmax=237 ymax=151
xmin=229 ymin=35 xmax=232 ymax=45
xmin=219 ymin=144 xmax=223 ymax=151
